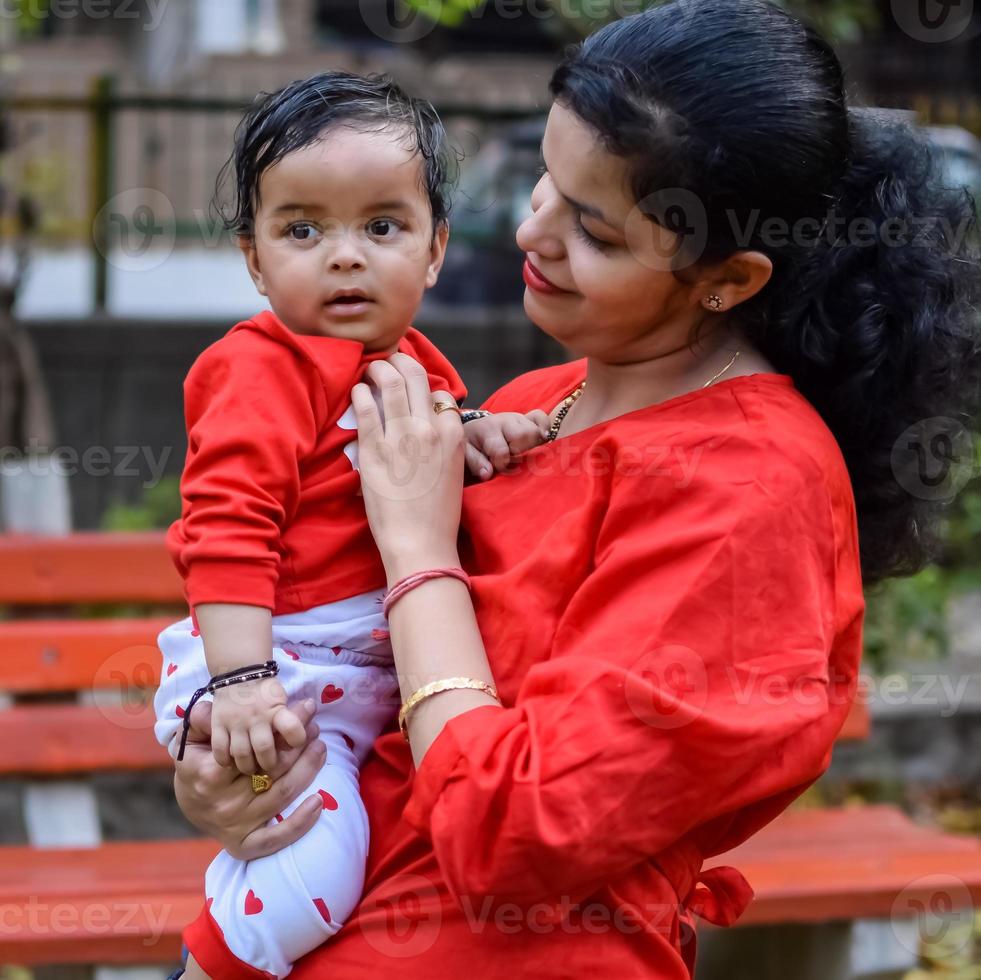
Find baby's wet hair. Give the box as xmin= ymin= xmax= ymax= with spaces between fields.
xmin=214 ymin=70 xmax=453 ymax=239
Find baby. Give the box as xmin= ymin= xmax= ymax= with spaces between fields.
xmin=153 ymin=71 xmax=549 ymax=978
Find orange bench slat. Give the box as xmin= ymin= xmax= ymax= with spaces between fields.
xmin=0 ymin=704 xmax=172 ymax=774
xmin=1 ymin=806 xmax=978 ymax=962
xmin=0 ymin=532 xmax=183 ymax=605
xmin=837 ymin=696 xmax=870 ymax=742
xmin=0 ymin=617 xmax=174 ymax=692
xmin=0 ymin=838 xmax=218 ymax=964
xmin=706 ymin=804 xmax=981 ymax=925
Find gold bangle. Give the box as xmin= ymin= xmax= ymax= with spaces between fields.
xmin=398 ymin=676 xmax=500 ymax=742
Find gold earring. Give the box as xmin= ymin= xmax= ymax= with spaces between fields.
xmin=705 ymin=294 xmax=724 ymax=312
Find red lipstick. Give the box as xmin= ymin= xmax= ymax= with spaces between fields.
xmin=523 ymin=258 xmax=569 ymax=296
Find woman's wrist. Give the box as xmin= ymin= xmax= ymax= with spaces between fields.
xmin=383 ymin=547 xmax=463 ymax=586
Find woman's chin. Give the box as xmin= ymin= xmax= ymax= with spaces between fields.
xmin=523 ymin=290 xmax=574 ymax=345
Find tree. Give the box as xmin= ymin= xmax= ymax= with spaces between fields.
xmin=406 ymin=0 xmax=881 ymax=44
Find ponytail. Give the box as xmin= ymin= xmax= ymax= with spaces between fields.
xmin=756 ymin=109 xmax=981 ymax=584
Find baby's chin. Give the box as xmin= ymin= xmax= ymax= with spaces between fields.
xmin=275 ymin=309 xmax=405 ymax=352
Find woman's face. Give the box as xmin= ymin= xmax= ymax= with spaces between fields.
xmin=516 ymin=102 xmax=701 ymax=362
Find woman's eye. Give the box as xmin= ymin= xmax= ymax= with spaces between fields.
xmin=573 ymin=220 xmax=610 ymax=252
xmin=368 ymin=219 xmax=400 ymax=238
xmin=287 ymin=222 xmax=318 ymax=242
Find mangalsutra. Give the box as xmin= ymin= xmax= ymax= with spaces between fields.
xmin=545 ymin=350 xmax=742 ymax=443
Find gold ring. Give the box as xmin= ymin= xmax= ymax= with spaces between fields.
xmin=433 ymin=401 xmax=462 ymax=416
xmin=251 ymin=773 xmax=273 ymax=794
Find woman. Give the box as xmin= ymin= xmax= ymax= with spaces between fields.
xmin=170 ymin=1 xmax=981 ymax=976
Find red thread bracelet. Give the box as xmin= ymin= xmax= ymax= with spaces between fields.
xmin=382 ymin=567 xmax=472 ymax=617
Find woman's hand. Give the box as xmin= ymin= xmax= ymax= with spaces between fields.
xmin=352 ymin=353 xmax=465 ymax=576
xmin=173 ymin=698 xmax=327 ymax=861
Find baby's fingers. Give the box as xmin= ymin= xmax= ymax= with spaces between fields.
xmin=231 ymin=729 xmax=259 ymax=775
xmin=250 ymin=722 xmax=279 ymax=773
xmin=465 ymin=442 xmax=493 ymax=481
xmin=271 ymin=706 xmax=307 ymax=749
xmin=503 ymin=417 xmax=548 ymax=453
xmin=480 ymin=432 xmax=512 ymax=472
xmin=526 ymin=409 xmax=551 ymax=437
xmin=212 ymin=724 xmax=232 ymax=769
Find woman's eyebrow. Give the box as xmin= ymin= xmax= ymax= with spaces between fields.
xmin=541 ymin=152 xmax=614 ymax=227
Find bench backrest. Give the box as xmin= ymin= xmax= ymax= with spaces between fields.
xmin=0 ymin=532 xmax=870 ymax=775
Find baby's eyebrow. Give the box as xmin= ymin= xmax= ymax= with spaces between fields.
xmin=268 ymin=199 xmax=414 ymax=215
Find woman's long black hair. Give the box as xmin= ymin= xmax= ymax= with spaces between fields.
xmin=551 ymin=0 xmax=981 ymax=586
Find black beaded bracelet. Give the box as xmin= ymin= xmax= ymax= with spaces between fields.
xmin=460 ymin=409 xmax=492 ymax=424
xmin=175 ymin=660 xmax=279 ymax=762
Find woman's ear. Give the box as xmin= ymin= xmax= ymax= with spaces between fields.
xmin=425 ymin=222 xmax=450 ymax=289
xmin=694 ymin=251 xmax=773 ymax=312
xmin=237 ymin=234 xmax=267 ymax=296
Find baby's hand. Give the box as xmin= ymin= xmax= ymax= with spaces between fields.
xmin=464 ymin=410 xmax=551 ymax=480
xmin=210 ymin=676 xmax=307 ymax=774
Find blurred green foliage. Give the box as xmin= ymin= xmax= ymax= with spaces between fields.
xmin=406 ymin=0 xmax=882 ymax=43
xmin=100 ymin=476 xmax=181 ymax=532
xmin=10 ymin=0 xmax=51 ymax=36
xmin=864 ymin=436 xmax=981 ymax=673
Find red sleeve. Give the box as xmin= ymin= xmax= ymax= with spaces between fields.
xmin=171 ymin=332 xmax=323 ymax=610
xmin=403 ymin=441 xmax=862 ymax=905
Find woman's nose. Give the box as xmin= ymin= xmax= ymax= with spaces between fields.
xmin=515 ymin=177 xmax=563 ymax=260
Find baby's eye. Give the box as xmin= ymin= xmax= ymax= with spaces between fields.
xmin=286 ymin=222 xmax=319 ymax=242
xmin=367 ymin=218 xmax=401 ymax=239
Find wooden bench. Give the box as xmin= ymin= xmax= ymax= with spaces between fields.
xmin=2 ymin=532 xmax=980 ymax=967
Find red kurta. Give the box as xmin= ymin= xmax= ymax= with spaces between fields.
xmin=187 ymin=361 xmax=866 ymax=978
xmin=166 ymin=311 xmax=467 ymax=615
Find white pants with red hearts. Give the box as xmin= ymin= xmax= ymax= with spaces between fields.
xmin=153 ymin=587 xmax=399 ymax=977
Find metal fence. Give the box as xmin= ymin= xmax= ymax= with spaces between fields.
xmin=3 ymin=79 xmax=543 ymax=312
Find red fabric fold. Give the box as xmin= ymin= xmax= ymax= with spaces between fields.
xmin=683 ymin=865 xmax=755 ymax=927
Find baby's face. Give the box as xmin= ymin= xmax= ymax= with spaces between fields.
xmin=240 ymin=125 xmax=447 ymax=352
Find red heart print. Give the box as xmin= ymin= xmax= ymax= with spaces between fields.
xmin=175 ymin=705 xmax=185 ymax=718
xmin=331 ymin=646 xmax=342 ymax=656
xmin=244 ymin=889 xmax=263 ymax=915
xmin=166 ymin=663 xmax=178 ymax=676
xmin=313 ymin=898 xmax=332 ymax=924
xmin=283 ymin=648 xmax=300 ymax=660
xmin=318 ymin=789 xmax=339 ymax=811
xmin=274 ymin=813 xmax=284 ymax=823
xmin=320 ymin=684 xmax=343 ymax=704
xmin=342 ymin=734 xmax=355 ymax=751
